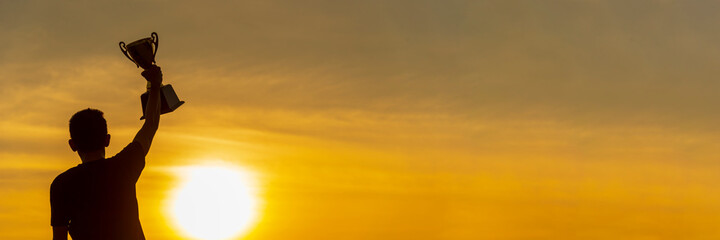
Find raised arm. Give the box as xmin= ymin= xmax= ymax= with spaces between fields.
xmin=133 ymin=66 xmax=162 ymax=155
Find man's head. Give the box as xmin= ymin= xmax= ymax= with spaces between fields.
xmin=69 ymin=108 xmax=110 ymax=152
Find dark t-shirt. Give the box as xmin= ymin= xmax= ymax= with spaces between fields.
xmin=50 ymin=142 xmax=146 ymax=240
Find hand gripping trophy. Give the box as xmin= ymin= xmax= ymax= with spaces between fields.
xmin=119 ymin=32 xmax=184 ymax=119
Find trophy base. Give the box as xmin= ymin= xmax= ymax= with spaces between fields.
xmin=140 ymin=84 xmax=185 ymax=120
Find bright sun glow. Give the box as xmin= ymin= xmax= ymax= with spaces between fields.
xmin=168 ymin=162 xmax=260 ymax=240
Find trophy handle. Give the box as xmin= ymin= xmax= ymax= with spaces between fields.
xmin=119 ymin=42 xmax=139 ymax=68
xmin=151 ymin=32 xmax=159 ymax=64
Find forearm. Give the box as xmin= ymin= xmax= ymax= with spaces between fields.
xmin=134 ymin=66 xmax=163 ymax=154
xmin=144 ymin=82 xmax=161 ymax=125
xmin=134 ymin=82 xmax=160 ymax=152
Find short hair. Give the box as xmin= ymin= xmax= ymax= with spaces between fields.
xmin=69 ymin=108 xmax=108 ymax=152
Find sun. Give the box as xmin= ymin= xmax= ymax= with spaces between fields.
xmin=167 ymin=162 xmax=260 ymax=240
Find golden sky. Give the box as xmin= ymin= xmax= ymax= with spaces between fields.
xmin=3 ymin=1 xmax=720 ymax=239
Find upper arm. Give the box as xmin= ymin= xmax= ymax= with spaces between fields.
xmin=133 ymin=120 xmax=158 ymax=156
xmin=52 ymin=226 xmax=68 ymax=240
xmin=50 ymin=178 xmax=69 ymax=240
xmin=50 ymin=178 xmax=70 ymax=229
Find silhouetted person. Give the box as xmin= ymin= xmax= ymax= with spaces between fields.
xmin=50 ymin=66 xmax=163 ymax=240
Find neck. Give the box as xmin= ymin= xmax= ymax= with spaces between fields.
xmin=78 ymin=149 xmax=106 ymax=163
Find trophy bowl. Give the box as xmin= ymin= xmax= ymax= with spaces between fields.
xmin=120 ymin=32 xmax=158 ymax=69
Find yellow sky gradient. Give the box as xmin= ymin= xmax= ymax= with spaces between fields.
xmin=3 ymin=1 xmax=720 ymax=239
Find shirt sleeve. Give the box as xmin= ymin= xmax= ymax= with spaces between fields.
xmin=50 ymin=176 xmax=69 ymax=227
xmin=112 ymin=141 xmax=146 ymax=182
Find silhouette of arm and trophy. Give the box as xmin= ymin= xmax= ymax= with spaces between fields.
xmin=50 ymin=32 xmax=183 ymax=240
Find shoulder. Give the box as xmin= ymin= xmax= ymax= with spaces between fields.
xmin=110 ymin=142 xmax=146 ymax=165
xmin=52 ymin=168 xmax=73 ymax=182
xmin=127 ymin=141 xmax=144 ymax=152
xmin=115 ymin=141 xmax=144 ymax=157
xmin=50 ymin=168 xmax=76 ymax=191
xmin=108 ymin=141 xmax=146 ymax=180
xmin=110 ymin=142 xmax=145 ymax=165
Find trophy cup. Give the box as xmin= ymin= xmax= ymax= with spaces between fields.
xmin=119 ymin=32 xmax=184 ymax=119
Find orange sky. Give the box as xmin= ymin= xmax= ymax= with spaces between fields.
xmin=3 ymin=1 xmax=720 ymax=239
